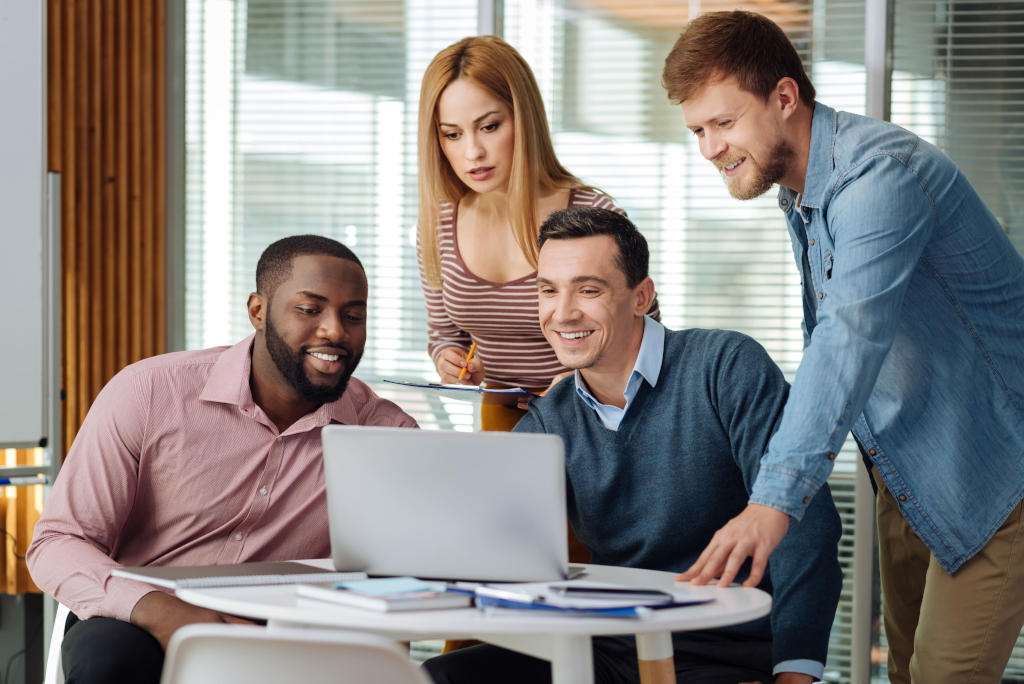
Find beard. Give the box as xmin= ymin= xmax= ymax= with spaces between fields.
xmin=264 ymin=316 xmax=362 ymax=405
xmin=721 ymin=140 xmax=795 ymax=200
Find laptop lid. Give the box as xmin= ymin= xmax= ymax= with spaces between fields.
xmin=321 ymin=425 xmax=569 ymax=582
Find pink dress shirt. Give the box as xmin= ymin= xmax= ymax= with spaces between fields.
xmin=27 ymin=334 xmax=417 ymax=621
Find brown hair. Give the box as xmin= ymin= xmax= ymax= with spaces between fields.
xmin=417 ymin=35 xmax=582 ymax=288
xmin=662 ymin=11 xmax=815 ymax=108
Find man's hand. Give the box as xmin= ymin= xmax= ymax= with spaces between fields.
xmin=677 ymin=503 xmax=790 ymax=587
xmin=130 ymin=590 xmax=256 ymax=650
xmin=434 ymin=348 xmax=485 ymax=385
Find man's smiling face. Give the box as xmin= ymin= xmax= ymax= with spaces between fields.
xmin=537 ymin=235 xmax=646 ymax=374
xmin=261 ymin=254 xmax=367 ymax=404
xmin=682 ymin=75 xmax=796 ymax=200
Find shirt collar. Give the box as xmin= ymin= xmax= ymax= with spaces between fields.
xmin=777 ymin=101 xmax=836 ymax=213
xmin=199 ymin=333 xmax=361 ymax=432
xmin=574 ymin=315 xmax=665 ymax=406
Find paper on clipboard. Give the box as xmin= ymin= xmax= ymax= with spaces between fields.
xmin=382 ymin=379 xmax=540 ymax=401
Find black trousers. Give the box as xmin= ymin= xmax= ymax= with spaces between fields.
xmin=61 ymin=613 xmax=165 ymax=684
xmin=423 ymin=635 xmax=773 ymax=684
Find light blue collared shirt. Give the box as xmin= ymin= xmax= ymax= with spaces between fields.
xmin=574 ymin=316 xmax=664 ymax=431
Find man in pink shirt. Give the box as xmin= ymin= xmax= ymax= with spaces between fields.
xmin=27 ymin=235 xmax=416 ymax=683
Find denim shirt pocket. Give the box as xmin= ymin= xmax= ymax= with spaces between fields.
xmin=823 ymin=249 xmax=834 ymax=282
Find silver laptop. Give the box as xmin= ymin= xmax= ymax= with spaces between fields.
xmin=321 ymin=425 xmax=569 ymax=582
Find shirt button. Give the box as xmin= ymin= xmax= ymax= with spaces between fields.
xmin=234 ymin=533 xmax=243 ymax=541
xmin=802 ymin=496 xmax=809 ymax=504
xmin=810 ymin=238 xmax=815 ymax=246
xmin=869 ymin=449 xmax=877 ymax=456
xmin=898 ymin=494 xmax=907 ymax=502
xmin=827 ymin=452 xmax=836 ymax=460
xmin=259 ymin=487 xmax=268 ymax=495
xmin=818 ymin=292 xmax=823 ymax=300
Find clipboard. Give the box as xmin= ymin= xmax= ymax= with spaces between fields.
xmin=382 ymin=379 xmax=540 ymax=403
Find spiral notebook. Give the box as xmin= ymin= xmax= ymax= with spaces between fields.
xmin=111 ymin=559 xmax=366 ymax=589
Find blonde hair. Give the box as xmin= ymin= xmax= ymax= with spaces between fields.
xmin=417 ymin=35 xmax=582 ymax=288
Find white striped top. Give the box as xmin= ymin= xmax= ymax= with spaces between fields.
xmin=419 ymin=188 xmax=626 ymax=388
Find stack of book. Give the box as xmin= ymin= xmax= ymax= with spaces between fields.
xmin=296 ymin=576 xmax=472 ymax=612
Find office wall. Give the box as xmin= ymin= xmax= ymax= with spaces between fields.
xmin=47 ymin=0 xmax=168 ymax=456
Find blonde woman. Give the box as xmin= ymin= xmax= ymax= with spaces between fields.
xmin=417 ymin=35 xmax=653 ymax=431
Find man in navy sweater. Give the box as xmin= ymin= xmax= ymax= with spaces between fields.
xmin=424 ymin=206 xmax=842 ymax=684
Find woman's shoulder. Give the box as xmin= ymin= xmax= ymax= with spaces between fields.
xmin=568 ymin=187 xmax=626 ymax=216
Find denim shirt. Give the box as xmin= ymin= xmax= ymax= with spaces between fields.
xmin=750 ymin=102 xmax=1024 ymax=573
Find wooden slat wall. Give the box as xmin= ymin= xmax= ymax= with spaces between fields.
xmin=3 ymin=0 xmax=167 ymax=594
xmin=49 ymin=0 xmax=166 ymax=452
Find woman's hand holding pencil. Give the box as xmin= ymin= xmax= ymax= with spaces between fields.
xmin=434 ymin=342 xmax=484 ymax=385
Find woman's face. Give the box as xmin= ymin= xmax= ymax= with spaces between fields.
xmin=436 ymin=78 xmax=516 ymax=195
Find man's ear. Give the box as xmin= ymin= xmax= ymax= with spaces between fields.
xmin=247 ymin=292 xmax=267 ymax=332
xmin=632 ymin=277 xmax=655 ymax=316
xmin=774 ymin=77 xmax=801 ymax=119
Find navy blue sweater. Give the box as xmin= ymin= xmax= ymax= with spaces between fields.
xmin=514 ymin=328 xmax=842 ymax=669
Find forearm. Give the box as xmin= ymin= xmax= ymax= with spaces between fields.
xmin=766 ymin=485 xmax=843 ymax=669
xmin=130 ymin=590 xmax=253 ymax=650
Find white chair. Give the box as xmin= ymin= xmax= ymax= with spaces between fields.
xmin=160 ymin=623 xmax=432 ymax=684
xmin=43 ymin=601 xmax=71 ymax=684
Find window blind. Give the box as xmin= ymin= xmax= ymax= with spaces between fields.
xmin=889 ymin=2 xmax=1024 ymax=679
xmin=185 ymin=0 xmax=480 ymax=429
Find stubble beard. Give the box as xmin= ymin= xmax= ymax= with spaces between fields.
xmin=725 ymin=140 xmax=795 ymax=201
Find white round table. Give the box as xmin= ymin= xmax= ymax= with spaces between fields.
xmin=178 ymin=564 xmax=771 ymax=684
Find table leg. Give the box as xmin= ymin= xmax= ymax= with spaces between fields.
xmin=635 ymin=631 xmax=674 ymax=684
xmin=550 ymin=634 xmax=594 ymax=684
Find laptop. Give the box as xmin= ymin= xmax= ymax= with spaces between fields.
xmin=320 ymin=425 xmax=570 ymax=582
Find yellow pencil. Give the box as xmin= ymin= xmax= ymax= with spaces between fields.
xmin=458 ymin=341 xmax=477 ymax=381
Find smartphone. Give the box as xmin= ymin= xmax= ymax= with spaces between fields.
xmin=550 ymin=586 xmax=674 ymax=601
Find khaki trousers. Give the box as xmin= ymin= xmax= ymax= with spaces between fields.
xmin=875 ymin=468 xmax=1024 ymax=683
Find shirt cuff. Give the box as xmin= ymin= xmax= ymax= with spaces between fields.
xmin=773 ymin=658 xmax=824 ymax=680
xmin=749 ymin=463 xmax=822 ymax=521
xmin=99 ymin=577 xmax=172 ymax=622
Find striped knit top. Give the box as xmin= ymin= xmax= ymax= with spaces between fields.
xmin=419 ymin=188 xmax=625 ymax=388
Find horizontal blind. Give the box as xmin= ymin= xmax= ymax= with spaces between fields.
xmin=890 ymin=2 xmax=1024 ymax=679
xmin=503 ymin=2 xmax=865 ymax=680
xmin=185 ymin=0 xmax=480 ymax=429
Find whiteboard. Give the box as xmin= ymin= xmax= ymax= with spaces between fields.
xmin=0 ymin=1 xmax=48 ymax=448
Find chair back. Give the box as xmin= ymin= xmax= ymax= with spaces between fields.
xmin=160 ymin=623 xmax=431 ymax=684
xmin=43 ymin=601 xmax=71 ymax=684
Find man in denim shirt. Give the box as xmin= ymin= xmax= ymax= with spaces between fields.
xmin=662 ymin=10 xmax=1024 ymax=683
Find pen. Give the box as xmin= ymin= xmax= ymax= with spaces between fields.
xmin=458 ymin=341 xmax=477 ymax=381
xmin=0 ymin=475 xmax=48 ymax=487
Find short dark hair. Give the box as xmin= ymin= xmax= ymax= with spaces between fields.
xmin=255 ymin=235 xmax=363 ymax=297
xmin=662 ymin=10 xmax=816 ymax=108
xmin=538 ymin=207 xmax=648 ymax=288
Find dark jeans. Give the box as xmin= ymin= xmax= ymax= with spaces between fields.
xmin=423 ymin=634 xmax=773 ymax=684
xmin=62 ymin=612 xmax=164 ymax=684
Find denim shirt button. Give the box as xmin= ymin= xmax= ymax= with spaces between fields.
xmin=802 ymin=496 xmax=809 ymax=504
xmin=810 ymin=238 xmax=815 ymax=246
xmin=828 ymin=452 xmax=836 ymax=460
xmin=869 ymin=448 xmax=877 ymax=456
xmin=898 ymin=494 xmax=907 ymax=502
xmin=818 ymin=292 xmax=824 ymax=300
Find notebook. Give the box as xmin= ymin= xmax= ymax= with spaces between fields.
xmin=321 ymin=425 xmax=569 ymax=582
xmin=111 ymin=560 xmax=366 ymax=589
